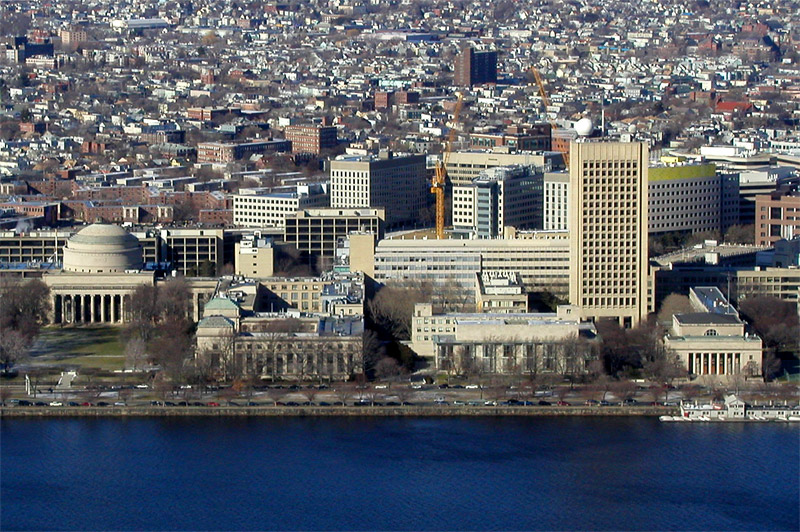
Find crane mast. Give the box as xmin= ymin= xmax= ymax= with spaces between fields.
xmin=531 ymin=67 xmax=568 ymax=170
xmin=431 ymin=93 xmax=462 ymax=240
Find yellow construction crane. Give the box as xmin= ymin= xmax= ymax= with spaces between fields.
xmin=431 ymin=93 xmax=463 ymax=240
xmin=531 ymin=67 xmax=568 ymax=169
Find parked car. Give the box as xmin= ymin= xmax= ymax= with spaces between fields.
xmin=49 ymin=401 xmax=63 ymax=407
xmin=206 ymin=402 xmax=220 ymax=407
xmin=537 ymin=400 xmax=552 ymax=406
xmin=556 ymin=401 xmax=571 ymax=406
xmin=584 ymin=399 xmax=600 ymax=406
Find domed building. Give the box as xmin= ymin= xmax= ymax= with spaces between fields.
xmin=42 ymin=224 xmax=220 ymax=326
xmin=62 ymin=223 xmax=142 ymax=274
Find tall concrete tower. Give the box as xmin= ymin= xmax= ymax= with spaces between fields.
xmin=568 ymin=141 xmax=649 ymax=327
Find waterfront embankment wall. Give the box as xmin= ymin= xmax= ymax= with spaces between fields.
xmin=0 ymin=406 xmax=678 ymax=417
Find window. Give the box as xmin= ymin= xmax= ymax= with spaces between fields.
xmin=704 ymin=329 xmax=717 ymax=336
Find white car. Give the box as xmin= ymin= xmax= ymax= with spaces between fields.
xmin=465 ymin=384 xmax=480 ymax=389
xmin=374 ymin=384 xmax=388 ymax=389
xmin=135 ymin=384 xmax=149 ymax=389
xmin=49 ymin=401 xmax=63 ymax=407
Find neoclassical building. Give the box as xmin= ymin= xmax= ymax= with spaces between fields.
xmin=43 ymin=223 xmax=217 ymax=325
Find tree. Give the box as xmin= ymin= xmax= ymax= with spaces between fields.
xmin=739 ymin=297 xmax=800 ymax=353
xmin=0 ymin=278 xmax=51 ymax=340
xmin=0 ymin=329 xmax=30 ymax=375
xmin=361 ymin=330 xmax=384 ymax=377
xmin=656 ymin=294 xmax=692 ymax=326
xmin=150 ymin=317 xmax=194 ymax=383
xmin=724 ymin=224 xmax=754 ymax=245
xmin=367 ymin=281 xmax=432 ymax=341
xmin=124 ymin=336 xmax=148 ymax=371
xmin=374 ymin=357 xmax=401 ymax=381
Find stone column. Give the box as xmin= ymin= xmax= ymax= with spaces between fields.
xmin=111 ymin=295 xmax=117 ymax=323
xmin=101 ymin=295 xmax=107 ymax=323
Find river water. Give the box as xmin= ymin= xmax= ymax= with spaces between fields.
xmin=1 ymin=417 xmax=798 ymax=531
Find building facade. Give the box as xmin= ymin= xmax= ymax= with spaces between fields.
xmin=284 ymin=125 xmax=337 ymax=155
xmin=329 ymin=153 xmax=427 ymax=227
xmin=283 ymin=208 xmax=385 ymax=267
xmin=454 ymin=47 xmax=497 ymax=87
xmin=543 ymin=171 xmax=569 ymax=231
xmin=233 ymin=184 xmax=329 ymax=228
xmin=569 ymin=141 xmax=650 ymax=326
xmin=446 ymin=151 xmax=561 ymax=186
xmin=370 ymin=231 xmax=571 ymax=304
xmin=410 ymin=303 xmax=596 ymax=372
xmin=452 ymin=165 xmax=542 ymax=238
xmin=755 ymin=190 xmax=800 ymax=246
xmin=648 ymin=163 xmax=739 ymax=236
xmin=664 ymin=287 xmax=763 ymax=380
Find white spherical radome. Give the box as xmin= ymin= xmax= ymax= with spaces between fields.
xmin=574 ymin=117 xmax=593 ymax=137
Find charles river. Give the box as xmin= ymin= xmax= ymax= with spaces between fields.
xmin=1 ymin=417 xmax=798 ymax=531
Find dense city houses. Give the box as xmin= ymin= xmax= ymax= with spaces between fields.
xmin=1 ymin=0 xmax=799 ymax=385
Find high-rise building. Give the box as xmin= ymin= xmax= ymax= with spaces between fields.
xmin=454 ymin=47 xmax=497 ymax=87
xmin=568 ymin=141 xmax=649 ymax=327
xmin=329 ymin=152 xmax=427 ymax=227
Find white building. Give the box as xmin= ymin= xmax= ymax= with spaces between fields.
xmin=233 ymin=184 xmax=329 ymax=228
xmin=543 ymin=171 xmax=569 ymax=231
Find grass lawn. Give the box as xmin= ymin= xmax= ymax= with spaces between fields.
xmin=30 ymin=327 xmax=126 ymax=371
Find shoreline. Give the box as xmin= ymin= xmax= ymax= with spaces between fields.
xmin=0 ymin=405 xmax=677 ymax=417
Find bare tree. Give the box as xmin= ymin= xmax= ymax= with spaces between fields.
xmin=0 ymin=329 xmax=30 ymax=375
xmin=124 ymin=336 xmax=148 ymax=371
xmin=656 ymin=294 xmax=693 ymax=326
xmin=334 ymin=383 xmax=354 ymax=405
xmin=374 ymin=357 xmax=402 ymax=381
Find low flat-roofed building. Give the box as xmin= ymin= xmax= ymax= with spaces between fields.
xmin=195 ymin=293 xmax=364 ymax=381
xmin=410 ymin=303 xmax=596 ymax=372
xmin=371 ymin=231 xmax=570 ymax=304
xmin=233 ymin=184 xmax=329 ymax=228
xmin=664 ymin=287 xmax=763 ymax=381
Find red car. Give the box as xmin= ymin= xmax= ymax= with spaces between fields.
xmin=556 ymin=401 xmax=571 ymax=406
xmin=206 ymin=402 xmax=220 ymax=407
xmin=80 ymin=402 xmax=92 ymax=407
